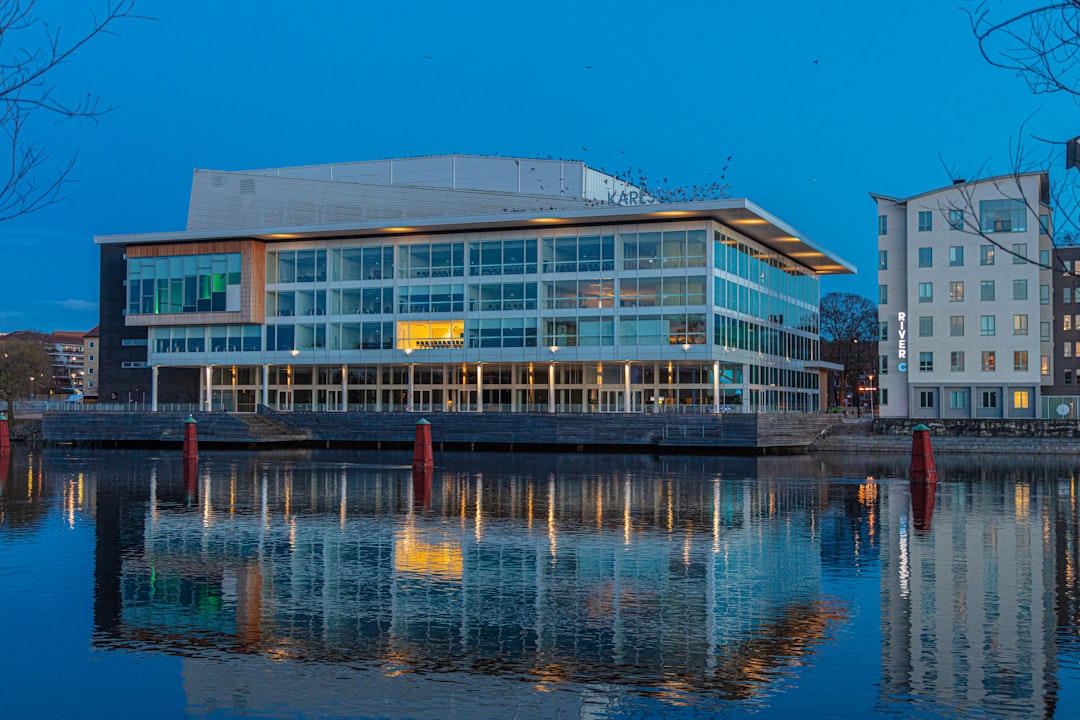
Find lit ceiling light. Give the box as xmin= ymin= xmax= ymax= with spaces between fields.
xmin=731 ymin=218 xmax=767 ymax=225
xmin=651 ymin=210 xmax=693 ymax=217
xmin=530 ymin=218 xmax=564 ymax=224
xmin=381 ymin=227 xmax=416 ymax=233
xmin=264 ymin=233 xmax=300 ymax=239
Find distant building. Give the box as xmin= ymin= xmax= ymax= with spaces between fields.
xmin=5 ymin=329 xmax=89 ymax=397
xmin=96 ymin=154 xmax=854 ymax=413
xmin=873 ymin=173 xmax=1052 ymax=418
xmin=83 ymin=326 xmax=100 ymax=401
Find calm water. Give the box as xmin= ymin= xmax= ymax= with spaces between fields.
xmin=1 ymin=448 xmax=1079 ymax=719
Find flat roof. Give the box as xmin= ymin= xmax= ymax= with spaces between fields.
xmin=96 ymin=198 xmax=855 ymax=275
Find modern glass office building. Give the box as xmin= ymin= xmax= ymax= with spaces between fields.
xmin=97 ymin=155 xmax=854 ymax=413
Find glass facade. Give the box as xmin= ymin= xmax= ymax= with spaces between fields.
xmin=127 ymin=252 xmax=241 ymax=315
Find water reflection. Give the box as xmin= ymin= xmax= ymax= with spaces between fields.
xmin=3 ymin=449 xmax=1080 ymax=718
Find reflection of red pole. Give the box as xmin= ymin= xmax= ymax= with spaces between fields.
xmin=413 ymin=465 xmax=433 ymax=509
xmin=910 ymin=480 xmax=936 ymax=533
xmin=910 ymin=423 xmax=937 ymax=484
xmin=0 ymin=413 xmax=9 ymax=455
xmin=412 ymin=419 xmax=433 ymax=470
xmin=183 ymin=416 xmax=198 ymax=504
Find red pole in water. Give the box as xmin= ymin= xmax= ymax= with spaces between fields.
xmin=412 ymin=419 xmax=433 ymax=471
xmin=0 ymin=413 xmax=9 ymax=455
xmin=183 ymin=416 xmax=198 ymax=463
xmin=910 ymin=423 xmax=937 ymax=484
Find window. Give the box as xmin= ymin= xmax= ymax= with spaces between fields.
xmin=1042 ymin=284 xmax=1050 ymax=304
xmin=1066 ymin=287 xmax=1073 ymax=304
xmin=1066 ymin=343 xmax=1074 ymax=358
xmin=918 ymin=247 xmax=933 ymax=267
xmin=1013 ymin=390 xmax=1030 ymax=409
xmin=1014 ymin=350 xmax=1029 ymax=371
xmin=1042 ymin=322 xmax=1051 ymax=342
xmin=879 ymin=322 xmax=888 ymax=341
xmin=982 ymin=350 xmax=996 ymax=371
xmin=1067 ymin=369 xmax=1074 ymax=384
xmin=981 ymin=390 xmax=998 ymax=408
xmin=1066 ymin=315 xmax=1073 ymax=332
xmin=919 ymin=390 xmax=935 ymax=408
xmin=950 ymin=391 xmax=966 ymax=409
xmin=918 ymin=210 xmax=933 ymax=231
xmin=949 ymin=210 xmax=964 ymax=230
xmin=919 ymin=351 xmax=934 ymax=372
xmin=1041 ymin=249 xmax=1050 ymax=266
xmin=879 ymin=354 xmax=889 ymax=375
xmin=949 ymin=246 xmax=964 ymax=266
xmin=879 ymin=250 xmax=888 ymax=270
xmin=980 ymin=199 xmax=1027 ymax=232
xmin=980 ymin=315 xmax=996 ymax=335
xmin=879 ymin=284 xmax=888 ymax=305
xmin=949 ymin=316 xmax=965 ymax=337
xmin=980 ymin=280 xmax=995 ymax=301
xmin=1013 ymin=314 xmax=1028 ymax=335
xmin=981 ymin=245 xmax=995 ymax=265
xmin=919 ymin=316 xmax=933 ymax=337
xmin=949 ymin=281 xmax=965 ymax=302
xmin=878 ymin=215 xmax=888 ymax=235
xmin=951 ymin=351 xmax=965 ymax=372
xmin=1013 ymin=279 xmax=1028 ymax=301
xmin=918 ymin=282 xmax=932 ymax=302
xmin=1040 ymin=214 xmax=1050 ymax=234
xmin=1012 ymin=243 xmax=1027 ymax=263
xmin=880 ymin=388 xmax=889 ymax=405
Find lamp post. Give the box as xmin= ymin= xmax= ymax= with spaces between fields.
xmin=681 ymin=343 xmax=691 ymax=409
xmin=868 ymin=374 xmax=875 ymax=417
xmin=405 ymin=347 xmax=414 ymax=411
xmin=548 ymin=345 xmax=558 ymax=413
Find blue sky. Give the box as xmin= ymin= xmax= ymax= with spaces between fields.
xmin=3 ymin=0 xmax=1076 ymax=331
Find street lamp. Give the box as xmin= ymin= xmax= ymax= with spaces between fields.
xmin=404 ymin=347 xmax=414 ymax=411
xmin=868 ymin=374 xmax=875 ymax=417
xmin=548 ymin=345 xmax=558 ymax=413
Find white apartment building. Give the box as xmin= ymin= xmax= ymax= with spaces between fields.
xmin=874 ymin=173 xmax=1053 ymax=418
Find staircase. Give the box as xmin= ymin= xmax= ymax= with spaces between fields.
xmin=231 ymin=413 xmax=311 ymax=443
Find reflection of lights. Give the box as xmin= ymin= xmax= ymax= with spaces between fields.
xmin=202 ymin=473 xmax=212 ymax=527
xmin=394 ymin=526 xmax=463 ymax=579
xmin=150 ymin=467 xmax=158 ymax=523
xmin=527 ymin=482 xmax=534 ymax=530
xmin=475 ymin=476 xmax=483 ymax=542
xmin=1015 ymin=483 xmax=1030 ymax=521
xmin=596 ymin=482 xmax=603 ymax=529
xmin=624 ymin=478 xmax=632 ymax=546
xmin=713 ymin=479 xmax=720 ymax=553
xmin=340 ymin=472 xmax=347 ymax=528
xmin=898 ymin=515 xmax=910 ymax=598
xmin=548 ymin=475 xmax=557 ymax=560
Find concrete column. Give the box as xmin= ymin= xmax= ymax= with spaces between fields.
xmin=151 ymin=366 xmax=159 ymax=412
xmin=477 ymin=363 xmax=484 ymax=413
xmin=548 ymin=362 xmax=556 ymax=413
xmin=341 ymin=365 xmax=348 ymax=412
xmin=713 ymin=360 xmax=720 ymax=414
xmin=624 ymin=361 xmax=631 ymax=413
xmin=407 ymin=363 xmax=415 ymax=411
xmin=262 ymin=364 xmax=270 ymax=409
xmin=511 ymin=363 xmax=518 ymax=413
xmin=204 ymin=365 xmax=213 ymax=412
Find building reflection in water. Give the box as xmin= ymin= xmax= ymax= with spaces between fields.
xmin=82 ymin=451 xmax=867 ymax=715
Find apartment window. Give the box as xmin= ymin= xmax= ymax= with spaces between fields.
xmin=1014 ymin=350 xmax=1029 ymax=371
xmin=918 ymin=211 xmax=933 ymax=231
xmin=980 ymin=199 xmax=1027 ymax=233
xmin=879 ymin=284 xmax=888 ymax=305
xmin=980 ymin=315 xmax=996 ymax=335
xmin=878 ymin=215 xmax=888 ymax=235
xmin=1012 ymin=243 xmax=1027 ymax=263
xmin=1013 ymin=314 xmax=1028 ymax=335
xmin=1013 ymin=279 xmax=1028 ymax=301
xmin=879 ymin=355 xmax=889 ymax=375
xmin=1041 ymin=284 xmax=1050 ymax=304
xmin=1013 ymin=390 xmax=1030 ymax=409
xmin=1041 ymin=249 xmax=1050 ymax=266
xmin=1066 ymin=343 xmax=1074 ymax=358
xmin=1066 ymin=315 xmax=1073 ymax=332
xmin=981 ymin=390 xmax=998 ymax=408
xmin=981 ymin=245 xmax=995 ymax=265
xmin=1040 ymin=214 xmax=1050 ymax=234
xmin=878 ymin=321 xmax=888 ymax=341
xmin=949 ymin=281 xmax=965 ymax=302
xmin=949 ymin=246 xmax=964 ymax=266
xmin=951 ymin=351 xmax=965 ymax=372
xmin=1065 ymin=287 xmax=1073 ymax=304
xmin=949 ymin=315 xmax=965 ymax=337
xmin=982 ymin=351 xmax=996 ymax=371
xmin=919 ymin=351 xmax=934 ymax=372
xmin=980 ymin=280 xmax=995 ymax=301
xmin=918 ymin=247 xmax=933 ymax=267
xmin=949 ymin=210 xmax=964 ymax=230
xmin=919 ymin=390 xmax=935 ymax=408
xmin=918 ymin=282 xmax=933 ymax=303
xmin=919 ymin=316 xmax=933 ymax=337
xmin=878 ymin=250 xmax=888 ymax=270
xmin=1067 ymin=369 xmax=1074 ymax=384
xmin=1074 ymin=341 xmax=1080 ymax=357
xmin=949 ymin=391 xmax=966 ymax=409
xmin=1042 ymin=322 xmax=1051 ymax=342
xmin=880 ymin=388 xmax=889 ymax=405
xmin=89 ymin=341 xmax=95 ymax=349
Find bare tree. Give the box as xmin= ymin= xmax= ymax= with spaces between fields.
xmin=819 ymin=292 xmax=878 ymax=408
xmin=0 ymin=0 xmax=141 ymax=223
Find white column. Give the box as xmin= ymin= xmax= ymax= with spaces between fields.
xmin=261 ymin=364 xmax=270 ymax=409
xmin=713 ymin=360 xmax=720 ymax=414
xmin=548 ymin=362 xmax=556 ymax=413
xmin=511 ymin=363 xmax=518 ymax=413
xmin=476 ymin=363 xmax=484 ymax=412
xmin=341 ymin=364 xmax=348 ymax=412
xmin=623 ymin=361 xmax=631 ymax=413
xmin=407 ymin=363 xmax=415 ymax=411
xmin=151 ymin=366 xmax=159 ymax=412
xmin=204 ymin=365 xmax=213 ymax=411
